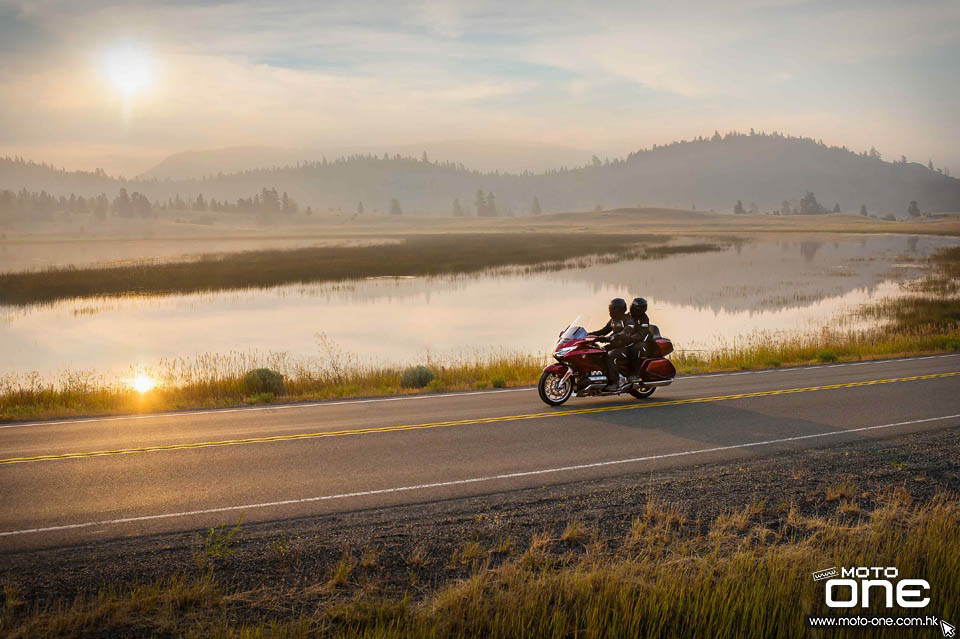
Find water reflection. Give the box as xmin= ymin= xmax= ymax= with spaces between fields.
xmin=0 ymin=234 xmax=955 ymax=381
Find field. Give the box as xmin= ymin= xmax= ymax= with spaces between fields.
xmin=5 ymin=206 xmax=960 ymax=242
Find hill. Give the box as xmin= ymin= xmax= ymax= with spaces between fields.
xmin=138 ymin=146 xmax=308 ymax=181
xmin=2 ymin=132 xmax=958 ymax=219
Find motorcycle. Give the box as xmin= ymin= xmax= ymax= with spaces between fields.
xmin=537 ymin=315 xmax=677 ymax=406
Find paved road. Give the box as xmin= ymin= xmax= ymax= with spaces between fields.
xmin=1 ymin=354 xmax=958 ymax=552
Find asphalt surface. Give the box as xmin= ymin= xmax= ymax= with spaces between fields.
xmin=1 ymin=354 xmax=958 ymax=553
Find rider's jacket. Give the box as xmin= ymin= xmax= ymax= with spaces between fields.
xmin=590 ymin=316 xmax=635 ymax=348
xmin=628 ymin=312 xmax=651 ymax=344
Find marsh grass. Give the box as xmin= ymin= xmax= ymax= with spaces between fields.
xmin=5 ymin=491 xmax=957 ymax=639
xmin=0 ymin=233 xmax=686 ymax=306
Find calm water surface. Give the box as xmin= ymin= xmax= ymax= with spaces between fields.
xmin=0 ymin=234 xmax=955 ymax=383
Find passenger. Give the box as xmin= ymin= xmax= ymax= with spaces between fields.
xmin=626 ymin=297 xmax=653 ymax=378
xmin=590 ymin=298 xmax=634 ymax=391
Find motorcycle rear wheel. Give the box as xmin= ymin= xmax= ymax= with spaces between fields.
xmin=628 ymin=385 xmax=656 ymax=399
xmin=538 ymin=370 xmax=573 ymax=406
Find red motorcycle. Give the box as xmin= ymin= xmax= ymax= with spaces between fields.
xmin=537 ymin=316 xmax=676 ymax=406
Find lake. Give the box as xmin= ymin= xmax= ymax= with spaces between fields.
xmin=0 ymin=233 xmax=955 ymax=385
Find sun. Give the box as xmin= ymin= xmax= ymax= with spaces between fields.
xmin=131 ymin=373 xmax=157 ymax=393
xmin=102 ymin=45 xmax=155 ymax=98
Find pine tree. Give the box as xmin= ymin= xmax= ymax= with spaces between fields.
xmin=531 ymin=196 xmax=541 ymax=215
xmin=860 ymin=204 xmax=868 ymax=216
xmin=486 ymin=192 xmax=497 ymax=217
xmin=908 ymin=201 xmax=921 ymax=217
xmin=474 ymin=190 xmax=487 ymax=217
xmin=452 ymin=199 xmax=464 ymax=217
xmin=113 ymin=188 xmax=132 ymax=218
xmin=800 ymin=191 xmax=826 ymax=215
xmin=390 ymin=198 xmax=402 ymax=215
xmin=734 ymin=200 xmax=745 ymax=214
xmin=357 ymin=201 xmax=364 ymax=214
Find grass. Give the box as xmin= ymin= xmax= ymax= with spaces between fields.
xmin=3 ymin=489 xmax=956 ymax=638
xmin=1 ymin=245 xmax=958 ymax=423
xmin=0 ymin=233 xmax=724 ymax=305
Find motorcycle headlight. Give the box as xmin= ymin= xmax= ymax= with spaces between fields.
xmin=555 ymin=346 xmax=577 ymax=357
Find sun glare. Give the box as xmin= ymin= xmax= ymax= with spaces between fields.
xmin=131 ymin=373 xmax=156 ymax=393
xmin=103 ymin=46 xmax=154 ymax=98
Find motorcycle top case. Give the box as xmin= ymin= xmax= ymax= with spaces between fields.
xmin=654 ymin=338 xmax=673 ymax=356
xmin=641 ymin=358 xmax=676 ymax=381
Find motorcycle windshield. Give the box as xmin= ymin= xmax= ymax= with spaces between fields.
xmin=560 ymin=315 xmax=589 ymax=341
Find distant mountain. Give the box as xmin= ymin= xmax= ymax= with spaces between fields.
xmin=138 ymin=146 xmax=308 ymax=180
xmin=138 ymin=139 xmax=594 ymax=181
xmin=3 ymin=132 xmax=959 ymax=218
xmin=339 ymin=139 xmax=595 ymax=174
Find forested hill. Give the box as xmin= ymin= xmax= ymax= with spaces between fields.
xmin=2 ymin=132 xmax=959 ymax=217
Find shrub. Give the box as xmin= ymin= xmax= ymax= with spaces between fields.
xmin=246 ymin=392 xmax=275 ymax=404
xmin=816 ymin=350 xmax=839 ymax=363
xmin=492 ymin=376 xmax=507 ymax=388
xmin=243 ymin=368 xmax=286 ymax=396
xmin=401 ymin=365 xmax=435 ymax=388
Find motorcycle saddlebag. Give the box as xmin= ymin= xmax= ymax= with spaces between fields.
xmin=641 ymin=358 xmax=676 ymax=381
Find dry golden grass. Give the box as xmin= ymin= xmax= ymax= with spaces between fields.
xmin=5 ymin=490 xmax=957 ymax=639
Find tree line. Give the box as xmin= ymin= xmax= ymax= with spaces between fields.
xmin=732 ymin=191 xmax=926 ymax=218
xmin=0 ymin=187 xmax=304 ymax=224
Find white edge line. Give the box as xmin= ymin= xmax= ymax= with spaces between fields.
xmin=2 ymin=353 xmax=957 ymax=431
xmin=3 ymin=413 xmax=957 ymax=539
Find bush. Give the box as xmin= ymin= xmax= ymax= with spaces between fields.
xmin=246 ymin=392 xmax=275 ymax=404
xmin=401 ymin=365 xmax=435 ymax=388
xmin=816 ymin=350 xmax=839 ymax=363
xmin=491 ymin=376 xmax=507 ymax=388
xmin=243 ymin=368 xmax=286 ymax=396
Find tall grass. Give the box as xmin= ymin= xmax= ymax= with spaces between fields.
xmin=4 ymin=490 xmax=957 ymax=638
xmin=0 ymin=349 xmax=549 ymax=422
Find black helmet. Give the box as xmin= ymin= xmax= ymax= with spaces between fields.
xmin=608 ymin=297 xmax=627 ymax=319
xmin=630 ymin=297 xmax=647 ymax=317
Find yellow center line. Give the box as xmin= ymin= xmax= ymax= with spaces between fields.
xmin=2 ymin=371 xmax=957 ymax=466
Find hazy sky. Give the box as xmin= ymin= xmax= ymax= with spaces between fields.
xmin=1 ymin=0 xmax=958 ymax=176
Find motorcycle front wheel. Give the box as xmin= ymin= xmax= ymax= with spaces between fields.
xmin=538 ymin=370 xmax=573 ymax=406
xmin=629 ymin=385 xmax=656 ymax=399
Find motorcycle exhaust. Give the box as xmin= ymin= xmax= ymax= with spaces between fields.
xmin=641 ymin=379 xmax=673 ymax=387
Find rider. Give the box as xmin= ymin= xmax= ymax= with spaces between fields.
xmin=626 ymin=297 xmax=653 ymax=377
xmin=589 ymin=298 xmax=634 ymax=391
